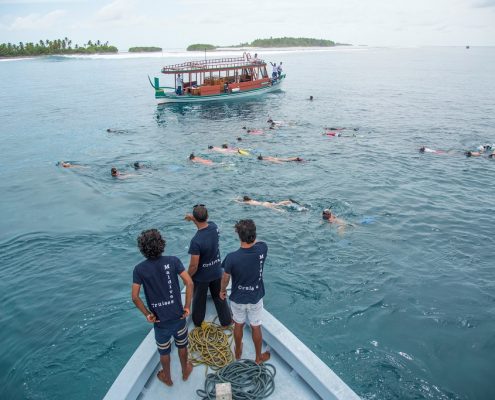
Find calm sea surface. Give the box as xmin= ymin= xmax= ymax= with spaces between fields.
xmin=1 ymin=47 xmax=494 ymax=400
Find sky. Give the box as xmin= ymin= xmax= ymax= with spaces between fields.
xmin=0 ymin=0 xmax=494 ymax=50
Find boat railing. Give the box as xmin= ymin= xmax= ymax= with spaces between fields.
xmin=161 ymin=53 xmax=265 ymax=73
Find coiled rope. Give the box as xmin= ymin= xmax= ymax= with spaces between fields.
xmin=188 ymin=320 xmax=234 ymax=370
xmin=197 ymin=359 xmax=276 ymax=400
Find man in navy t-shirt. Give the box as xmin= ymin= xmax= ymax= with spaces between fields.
xmin=185 ymin=205 xmax=232 ymax=327
xmin=220 ymin=219 xmax=270 ymax=364
xmin=132 ymin=229 xmax=194 ymax=386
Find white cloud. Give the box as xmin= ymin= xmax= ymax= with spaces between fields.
xmin=93 ymin=0 xmax=147 ymax=26
xmin=7 ymin=9 xmax=66 ymax=30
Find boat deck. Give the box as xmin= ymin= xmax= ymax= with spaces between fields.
xmin=137 ymin=302 xmax=321 ymax=399
xmin=104 ymin=294 xmax=360 ymax=400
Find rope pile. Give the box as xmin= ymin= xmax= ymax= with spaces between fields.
xmin=197 ymin=359 xmax=276 ymax=400
xmin=188 ymin=320 xmax=234 ymax=370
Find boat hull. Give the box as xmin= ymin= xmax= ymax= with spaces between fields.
xmin=155 ymin=77 xmax=284 ymax=104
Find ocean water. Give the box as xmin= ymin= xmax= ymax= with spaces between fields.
xmin=0 ymin=47 xmax=494 ymax=400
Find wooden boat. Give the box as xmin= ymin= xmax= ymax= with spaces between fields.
xmin=149 ymin=52 xmax=285 ymax=104
xmin=103 ymin=289 xmax=360 ymax=400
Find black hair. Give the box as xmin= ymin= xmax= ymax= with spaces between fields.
xmin=243 ymin=195 xmax=252 ymax=201
xmin=242 ymin=126 xmax=247 ymax=130
xmin=189 ymin=153 xmax=195 ymax=160
xmin=106 ymin=128 xmax=111 ymax=132
xmin=111 ymin=167 xmax=117 ymax=175
xmin=222 ymin=143 xmax=228 ymax=149
xmin=208 ymin=145 xmax=213 ymax=149
xmin=237 ymin=137 xmax=242 ymax=141
xmin=419 ymin=147 xmax=425 ymax=153
xmin=235 ymin=219 xmax=256 ymax=244
xmin=257 ymin=154 xmax=263 ymax=160
xmin=133 ymin=162 xmax=140 ymax=169
xmin=137 ymin=229 xmax=165 ymax=259
xmin=465 ymin=151 xmax=472 ymax=157
xmin=192 ymin=205 xmax=208 ymax=222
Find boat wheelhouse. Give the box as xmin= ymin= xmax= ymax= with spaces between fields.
xmin=149 ymin=52 xmax=285 ymax=104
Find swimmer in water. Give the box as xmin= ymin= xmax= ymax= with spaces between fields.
xmin=489 ymin=151 xmax=495 ymax=158
xmin=189 ymin=153 xmax=213 ymax=165
xmin=57 ymin=161 xmax=85 ymax=168
xmin=309 ymin=96 xmax=313 ymax=101
xmin=242 ymin=127 xmax=264 ymax=135
xmin=257 ymin=154 xmax=303 ymax=163
xmin=419 ymin=146 xmax=446 ymax=154
xmin=237 ymin=137 xmax=242 ymax=141
xmin=322 ymin=209 xmax=348 ymax=234
xmin=237 ymin=196 xmax=302 ymax=211
xmin=111 ymin=167 xmax=136 ymax=178
xmin=208 ymin=144 xmax=240 ymax=154
xmin=133 ymin=162 xmax=144 ymax=169
xmin=465 ymin=151 xmax=482 ymax=157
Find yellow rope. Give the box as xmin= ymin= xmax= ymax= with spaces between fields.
xmin=188 ymin=320 xmax=234 ymax=371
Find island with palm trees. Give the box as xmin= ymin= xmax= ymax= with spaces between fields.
xmin=0 ymin=38 xmax=118 ymax=58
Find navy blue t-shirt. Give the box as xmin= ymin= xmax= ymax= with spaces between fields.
xmin=222 ymin=241 xmax=268 ymax=304
xmin=133 ymin=255 xmax=185 ymax=327
xmin=188 ymin=221 xmax=223 ymax=283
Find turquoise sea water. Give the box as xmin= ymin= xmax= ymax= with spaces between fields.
xmin=0 ymin=47 xmax=494 ymax=400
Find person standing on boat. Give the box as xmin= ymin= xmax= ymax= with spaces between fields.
xmin=131 ymin=229 xmax=194 ymax=386
xmin=185 ymin=205 xmax=232 ymax=328
xmin=220 ymin=219 xmax=271 ymax=364
xmin=277 ymin=62 xmax=283 ymax=78
xmin=176 ymin=73 xmax=183 ymax=95
xmin=269 ymin=62 xmax=278 ymax=80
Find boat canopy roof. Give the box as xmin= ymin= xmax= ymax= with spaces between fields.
xmin=161 ymin=52 xmax=265 ymax=74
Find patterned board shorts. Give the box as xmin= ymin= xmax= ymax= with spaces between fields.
xmin=153 ymin=319 xmax=188 ymax=355
xmin=230 ymin=299 xmax=264 ymax=326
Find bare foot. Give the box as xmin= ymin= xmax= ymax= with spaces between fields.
xmin=157 ymin=370 xmax=173 ymax=386
xmin=182 ymin=361 xmax=193 ymax=381
xmin=255 ymin=351 xmax=270 ymax=364
xmin=234 ymin=343 xmax=243 ymax=360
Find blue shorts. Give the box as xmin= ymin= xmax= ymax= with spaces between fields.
xmin=154 ymin=319 xmax=188 ymax=355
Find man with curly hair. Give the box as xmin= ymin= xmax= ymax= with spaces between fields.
xmin=220 ymin=219 xmax=270 ymax=364
xmin=185 ymin=205 xmax=232 ymax=327
xmin=131 ymin=229 xmax=194 ymax=386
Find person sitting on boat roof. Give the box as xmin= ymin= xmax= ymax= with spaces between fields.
xmin=185 ymin=205 xmax=232 ymax=328
xmin=176 ymin=74 xmax=183 ymax=96
xmin=277 ymin=62 xmax=283 ymax=78
xmin=189 ymin=153 xmax=213 ymax=165
xmin=220 ymin=219 xmax=271 ymax=364
xmin=131 ymin=229 xmax=194 ymax=386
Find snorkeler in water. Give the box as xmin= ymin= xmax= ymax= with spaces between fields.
xmin=419 ymin=146 xmax=446 ymax=154
xmin=111 ymin=167 xmax=137 ymax=179
xmin=237 ymin=196 xmax=304 ymax=211
xmin=57 ymin=161 xmax=85 ymax=168
xmin=189 ymin=153 xmax=214 ymax=165
xmin=257 ymin=154 xmax=303 ymax=163
xmin=322 ymin=209 xmax=348 ymax=234
xmin=208 ymin=144 xmax=238 ymax=153
xmin=242 ymin=127 xmax=264 ymax=135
